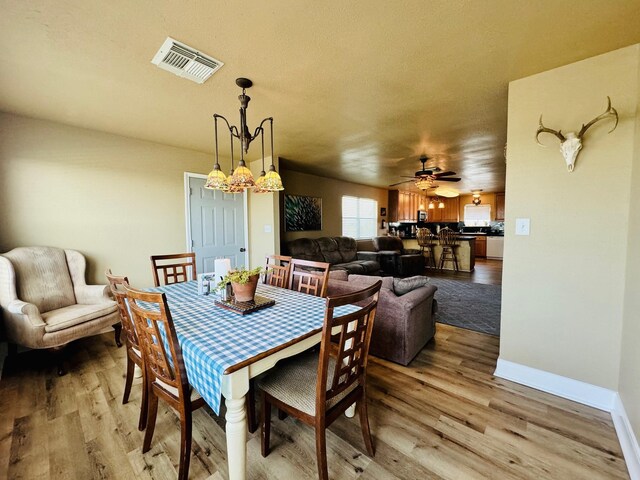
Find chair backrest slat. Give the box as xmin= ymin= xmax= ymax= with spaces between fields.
xmin=263 ymin=255 xmax=291 ymax=288
xmin=150 ymin=253 xmax=197 ymax=287
xmin=124 ymin=286 xmax=189 ymax=397
xmin=288 ymin=258 xmax=330 ymax=298
xmin=105 ymin=269 xmax=139 ymax=350
xmin=438 ymin=227 xmax=459 ymax=246
xmin=316 ymin=281 xmax=381 ymax=413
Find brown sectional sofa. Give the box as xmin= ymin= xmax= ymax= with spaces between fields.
xmin=327 ymin=272 xmax=437 ymax=365
xmin=286 ymin=236 xmax=380 ymax=275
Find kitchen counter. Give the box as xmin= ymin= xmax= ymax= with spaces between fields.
xmin=402 ymin=237 xmax=476 ymax=272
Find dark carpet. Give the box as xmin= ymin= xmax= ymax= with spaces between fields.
xmin=428 ymin=277 xmax=501 ymax=336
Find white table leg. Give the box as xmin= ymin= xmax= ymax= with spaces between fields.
xmin=222 ymin=367 xmax=250 ymax=480
xmin=345 ymin=402 xmax=356 ymax=418
xmin=225 ymin=397 xmax=247 ymax=480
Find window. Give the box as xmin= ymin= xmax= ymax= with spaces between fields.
xmin=463 ymin=204 xmax=492 ymax=226
xmin=342 ymin=196 xmax=378 ymax=239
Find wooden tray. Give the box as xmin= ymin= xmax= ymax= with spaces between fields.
xmin=214 ymin=295 xmax=275 ymax=315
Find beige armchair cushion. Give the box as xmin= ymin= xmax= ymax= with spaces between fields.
xmin=3 ymin=247 xmax=76 ymax=313
xmin=42 ymin=303 xmax=117 ymax=333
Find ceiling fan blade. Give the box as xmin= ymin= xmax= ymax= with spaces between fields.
xmin=433 ymin=171 xmax=456 ymax=177
xmin=388 ymin=180 xmax=415 ymax=187
xmin=435 ymin=177 xmax=461 ymax=182
xmin=400 ymin=175 xmax=418 ymax=179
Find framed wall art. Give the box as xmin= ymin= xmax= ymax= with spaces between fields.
xmin=284 ymin=194 xmax=322 ymax=231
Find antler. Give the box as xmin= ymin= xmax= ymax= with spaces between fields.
xmin=577 ymin=96 xmax=618 ymax=138
xmin=535 ymin=116 xmax=566 ymax=146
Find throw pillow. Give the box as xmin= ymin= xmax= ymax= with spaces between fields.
xmin=393 ymin=276 xmax=430 ymax=296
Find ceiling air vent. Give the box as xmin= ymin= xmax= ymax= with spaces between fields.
xmin=151 ymin=37 xmax=224 ymax=84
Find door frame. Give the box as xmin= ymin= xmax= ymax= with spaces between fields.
xmin=183 ymin=172 xmax=250 ymax=268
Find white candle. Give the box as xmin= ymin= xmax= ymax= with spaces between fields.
xmin=215 ymin=258 xmax=231 ymax=282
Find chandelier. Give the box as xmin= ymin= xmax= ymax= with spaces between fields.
xmin=205 ymin=78 xmax=284 ymax=193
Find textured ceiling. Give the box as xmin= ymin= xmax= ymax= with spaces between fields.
xmin=1 ymin=1 xmax=640 ymax=194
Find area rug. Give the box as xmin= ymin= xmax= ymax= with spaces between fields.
xmin=428 ymin=277 xmax=501 ymax=336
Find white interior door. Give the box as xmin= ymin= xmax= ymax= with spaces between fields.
xmin=187 ymin=175 xmax=247 ymax=274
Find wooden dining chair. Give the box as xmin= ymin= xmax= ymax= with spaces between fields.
xmin=288 ymin=258 xmax=331 ymax=298
xmin=105 ymin=270 xmax=147 ymax=431
xmin=259 ymin=280 xmax=382 ymax=480
xmin=150 ymin=252 xmax=197 ymax=287
xmin=124 ymin=285 xmax=205 ymax=480
xmin=263 ymin=254 xmax=292 ymax=288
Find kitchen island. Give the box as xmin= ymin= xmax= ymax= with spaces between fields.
xmin=402 ymin=236 xmax=476 ymax=272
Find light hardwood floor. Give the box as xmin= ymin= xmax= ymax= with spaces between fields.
xmin=0 ymin=324 xmax=629 ymax=480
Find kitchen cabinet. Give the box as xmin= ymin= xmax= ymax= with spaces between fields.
xmin=475 ymin=236 xmax=486 ymax=258
xmin=427 ymin=197 xmax=459 ymax=222
xmin=495 ymin=193 xmax=505 ymax=221
xmin=388 ymin=190 xmax=420 ymax=222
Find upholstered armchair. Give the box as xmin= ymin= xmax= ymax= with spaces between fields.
xmin=372 ymin=236 xmax=425 ymax=277
xmin=0 ymin=246 xmax=121 ymax=374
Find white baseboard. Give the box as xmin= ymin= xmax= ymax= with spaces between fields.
xmin=494 ymin=358 xmax=616 ymax=411
xmin=612 ymin=393 xmax=640 ymax=480
xmin=495 ymin=358 xmax=639 ymax=480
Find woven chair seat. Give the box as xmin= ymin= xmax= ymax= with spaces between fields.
xmin=258 ymin=351 xmax=358 ymax=416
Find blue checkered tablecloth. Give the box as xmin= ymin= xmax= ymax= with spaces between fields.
xmin=146 ymin=282 xmax=354 ymax=414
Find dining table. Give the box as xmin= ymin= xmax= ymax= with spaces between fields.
xmin=148 ymin=280 xmax=357 ymax=480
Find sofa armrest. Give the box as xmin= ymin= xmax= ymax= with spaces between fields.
xmin=75 ymin=285 xmax=112 ymax=305
xmin=394 ymin=284 xmax=437 ymax=312
xmin=356 ymin=251 xmax=379 ymax=262
xmin=6 ymin=300 xmax=45 ymax=326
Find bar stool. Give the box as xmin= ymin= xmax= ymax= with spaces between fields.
xmin=438 ymin=227 xmax=460 ymax=271
xmin=417 ymin=228 xmax=437 ymax=268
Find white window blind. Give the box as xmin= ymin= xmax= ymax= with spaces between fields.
xmin=342 ymin=196 xmax=378 ymax=239
xmin=463 ymin=204 xmax=492 ymax=226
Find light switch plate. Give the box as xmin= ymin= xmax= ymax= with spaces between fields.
xmin=515 ymin=218 xmax=530 ymax=236
xmin=264 ymin=224 xmax=272 ymax=233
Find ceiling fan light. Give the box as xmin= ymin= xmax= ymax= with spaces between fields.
xmin=229 ymin=160 xmax=255 ymax=188
xmin=204 ymin=164 xmax=227 ymax=190
xmin=262 ymin=165 xmax=284 ymax=191
xmin=415 ymin=178 xmax=432 ymax=190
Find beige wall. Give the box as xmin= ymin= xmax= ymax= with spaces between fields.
xmin=618 ymin=65 xmax=640 ymax=445
xmin=501 ymin=45 xmax=639 ymax=393
xmin=247 ymin=156 xmax=280 ymax=269
xmin=458 ymin=193 xmax=500 ymax=222
xmin=0 ymin=113 xmax=229 ymax=286
xmin=280 ymin=169 xmax=388 ymax=243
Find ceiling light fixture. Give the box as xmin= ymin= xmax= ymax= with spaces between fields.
xmin=205 ymin=78 xmax=284 ymax=192
xmin=415 ymin=177 xmax=434 ymax=190
xmin=472 ymin=189 xmax=483 ymax=205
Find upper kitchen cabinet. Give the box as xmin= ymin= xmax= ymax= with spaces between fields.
xmin=388 ymin=190 xmax=419 ymax=222
xmin=495 ymin=193 xmax=505 ymax=221
xmin=429 ymin=197 xmax=459 ymax=222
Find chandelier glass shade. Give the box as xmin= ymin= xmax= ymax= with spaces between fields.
xmin=204 ymin=78 xmax=284 ymax=193
xmin=438 ymin=201 xmax=445 ymax=209
xmin=205 ymin=164 xmax=227 ymax=189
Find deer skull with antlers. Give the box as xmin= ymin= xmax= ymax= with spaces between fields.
xmin=535 ymin=97 xmax=618 ymax=172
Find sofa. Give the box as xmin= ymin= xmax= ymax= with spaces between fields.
xmin=286 ymin=236 xmax=380 ymax=275
xmin=327 ymin=271 xmax=437 ymax=365
xmin=371 ymin=236 xmax=425 ymax=277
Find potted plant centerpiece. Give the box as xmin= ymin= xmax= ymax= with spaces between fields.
xmin=218 ymin=266 xmax=263 ymax=302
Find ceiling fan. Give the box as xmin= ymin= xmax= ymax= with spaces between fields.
xmin=389 ymin=155 xmax=461 ymax=188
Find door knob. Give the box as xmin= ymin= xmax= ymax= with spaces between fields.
xmin=240 ymin=248 xmax=246 ymax=252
